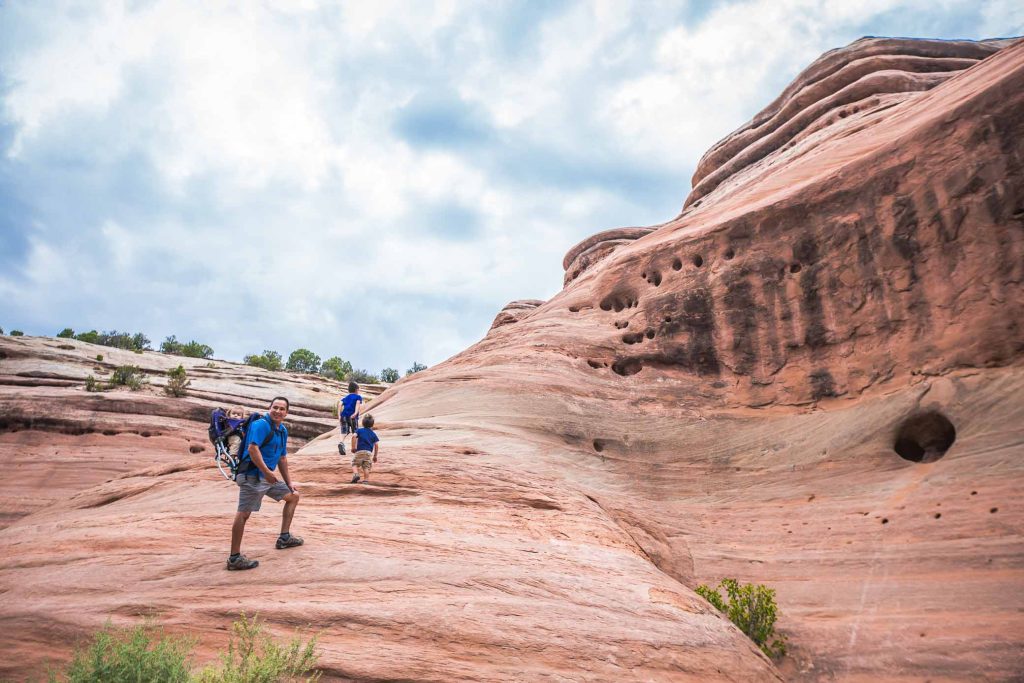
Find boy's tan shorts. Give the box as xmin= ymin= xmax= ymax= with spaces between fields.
xmin=352 ymin=450 xmax=373 ymax=470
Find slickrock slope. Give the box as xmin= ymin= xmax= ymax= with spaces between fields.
xmin=1 ymin=37 xmax=1022 ymax=682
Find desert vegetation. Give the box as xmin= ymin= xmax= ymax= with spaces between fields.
xmin=695 ymin=578 xmax=787 ymax=658
xmin=48 ymin=615 xmax=320 ymax=682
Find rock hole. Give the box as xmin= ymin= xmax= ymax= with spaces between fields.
xmin=600 ymin=300 xmax=612 ymax=311
xmin=934 ymin=513 xmax=941 ymax=519
xmin=611 ymin=359 xmax=643 ymax=376
xmin=971 ymin=491 xmax=977 ymax=495
xmin=614 ymin=321 xmax=629 ymax=329
xmin=569 ymin=306 xmax=580 ymax=313
xmin=102 ymin=430 xmax=117 ymax=436
xmin=790 ymin=263 xmax=802 ymax=273
xmin=641 ymin=271 xmax=647 ymax=280
xmin=990 ymin=507 xmax=998 ymax=513
xmin=664 ymin=316 xmax=672 ymax=323
xmin=189 ymin=444 xmax=205 ymax=454
xmin=587 ymin=360 xmax=602 ymax=369
xmin=672 ymin=258 xmax=682 ymax=271
xmin=893 ymin=411 xmax=956 ymax=463
xmin=839 ymin=110 xmax=848 ymax=119
xmin=692 ymin=255 xmax=704 ymax=268
xmin=592 ymin=439 xmax=605 ymax=452
xmin=881 ymin=518 xmax=889 ymax=524
xmin=622 ymin=332 xmax=644 ymax=345
xmin=652 ymin=271 xmax=662 ymax=286
xmin=645 ymin=329 xmax=655 ymax=340
xmin=724 ymin=248 xmax=735 ymax=260
xmin=141 ymin=431 xmax=152 ymax=438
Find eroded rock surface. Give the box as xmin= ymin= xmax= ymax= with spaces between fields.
xmin=2 ymin=37 xmax=1023 ymax=682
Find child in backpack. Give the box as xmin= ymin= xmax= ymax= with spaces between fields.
xmin=225 ymin=406 xmax=246 ymax=458
xmin=338 ymin=382 xmax=363 ymax=437
xmin=350 ymin=414 xmax=379 ymax=484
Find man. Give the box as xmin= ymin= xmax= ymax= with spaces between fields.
xmin=227 ymin=396 xmax=303 ymax=570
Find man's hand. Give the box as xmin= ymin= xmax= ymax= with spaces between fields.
xmin=262 ymin=471 xmax=278 ymax=485
xmin=372 ymin=455 xmax=377 ymax=463
xmin=287 ymin=484 xmax=299 ymax=494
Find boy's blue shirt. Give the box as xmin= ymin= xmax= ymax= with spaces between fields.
xmin=340 ymin=393 xmax=362 ymax=416
xmin=244 ymin=413 xmax=288 ymax=478
xmin=354 ymin=427 xmax=378 ymax=453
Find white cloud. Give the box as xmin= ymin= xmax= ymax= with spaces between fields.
xmin=0 ymin=0 xmax=1018 ymax=369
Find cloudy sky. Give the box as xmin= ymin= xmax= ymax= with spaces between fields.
xmin=1 ymin=1 xmax=1020 ymax=374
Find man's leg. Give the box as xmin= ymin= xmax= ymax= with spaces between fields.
xmin=231 ymin=510 xmax=251 ymax=555
xmin=280 ymin=491 xmax=300 ymax=535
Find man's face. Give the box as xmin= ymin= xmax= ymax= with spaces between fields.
xmin=269 ymin=400 xmax=289 ymax=424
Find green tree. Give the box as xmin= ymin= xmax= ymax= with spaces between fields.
xmin=161 ymin=335 xmax=184 ymax=354
xmin=10 ymin=329 xmax=24 ymax=336
xmin=165 ymin=364 xmax=191 ymax=397
xmin=406 ymin=361 xmax=427 ymax=375
xmin=380 ymin=367 xmax=399 ymax=383
xmin=320 ymin=356 xmax=353 ymax=381
xmin=75 ymin=329 xmax=100 ymax=344
xmin=244 ymin=350 xmax=283 ymax=371
xmin=695 ymin=578 xmax=787 ymax=658
xmin=348 ymin=368 xmax=378 ymax=383
xmin=57 ymin=328 xmax=75 ymax=338
xmin=180 ymin=340 xmax=214 ymax=359
xmin=286 ymin=348 xmax=321 ymax=374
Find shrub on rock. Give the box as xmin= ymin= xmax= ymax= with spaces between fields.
xmin=695 ymin=578 xmax=787 ymax=658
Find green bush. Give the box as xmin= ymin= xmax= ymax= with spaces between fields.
xmin=320 ymin=356 xmax=352 ymax=382
xmin=162 ymin=336 xmax=215 ymax=359
xmin=48 ymin=616 xmax=320 ymax=682
xmin=96 ymin=354 xmax=104 ymax=362
xmin=165 ymin=365 xmax=191 ymax=397
xmin=72 ymin=330 xmax=150 ymax=351
xmin=108 ymin=365 xmax=147 ymax=391
xmin=84 ymin=375 xmax=104 ymax=393
xmin=347 ymin=368 xmax=378 ymax=384
xmin=406 ymin=362 xmax=427 ymax=376
xmin=57 ymin=328 xmax=75 ymax=338
xmin=50 ymin=621 xmax=194 ymax=683
xmin=194 ymin=613 xmax=320 ymax=682
xmin=695 ymin=578 xmax=787 ymax=658
xmin=379 ymin=367 xmax=399 ymax=383
xmin=244 ymin=350 xmax=283 ymax=371
xmin=286 ymin=348 xmax=321 ymax=374
xmin=10 ymin=329 xmax=24 ymax=336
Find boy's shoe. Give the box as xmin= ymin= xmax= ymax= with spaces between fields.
xmin=276 ymin=534 xmax=304 ymax=550
xmin=350 ymin=475 xmax=360 ymax=483
xmin=338 ymin=443 xmax=346 ymax=455
xmin=226 ymin=554 xmax=259 ymax=571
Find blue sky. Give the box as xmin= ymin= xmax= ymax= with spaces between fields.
xmin=1 ymin=1 xmax=1021 ymax=374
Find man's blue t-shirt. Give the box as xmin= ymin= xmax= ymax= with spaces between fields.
xmin=354 ymin=427 xmax=378 ymax=453
xmin=340 ymin=393 xmax=362 ymax=417
xmin=244 ymin=414 xmax=288 ymax=478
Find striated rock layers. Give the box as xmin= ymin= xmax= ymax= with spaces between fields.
xmin=1 ymin=37 xmax=1023 ymax=682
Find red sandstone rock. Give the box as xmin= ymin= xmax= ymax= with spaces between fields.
xmin=2 ymin=36 xmax=1023 ymax=682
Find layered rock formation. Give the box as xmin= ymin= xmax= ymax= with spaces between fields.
xmin=1 ymin=36 xmax=1022 ymax=682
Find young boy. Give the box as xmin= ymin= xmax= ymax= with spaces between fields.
xmin=350 ymin=414 xmax=379 ymax=484
xmin=338 ymin=382 xmax=363 ymax=434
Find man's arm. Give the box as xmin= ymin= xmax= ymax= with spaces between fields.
xmin=248 ymin=443 xmax=277 ymax=484
xmin=372 ymin=442 xmax=379 ymax=462
xmin=278 ymin=455 xmax=296 ymax=492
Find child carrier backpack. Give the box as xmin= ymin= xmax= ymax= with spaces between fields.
xmin=209 ymin=409 xmax=276 ymax=481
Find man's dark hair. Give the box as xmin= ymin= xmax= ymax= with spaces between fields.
xmin=362 ymin=414 xmax=374 ymax=428
xmin=348 ymin=382 xmax=358 ymax=393
xmin=269 ymin=396 xmax=290 ymax=409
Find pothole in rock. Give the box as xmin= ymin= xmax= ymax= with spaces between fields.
xmin=893 ymin=411 xmax=956 ymax=463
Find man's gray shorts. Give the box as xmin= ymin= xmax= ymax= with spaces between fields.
xmin=235 ymin=473 xmax=292 ymax=512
